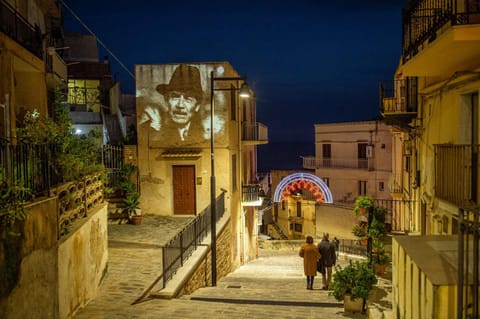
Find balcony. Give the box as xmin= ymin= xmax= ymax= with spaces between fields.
xmin=302 ymin=156 xmax=370 ymax=171
xmin=379 ymin=77 xmax=418 ymax=130
xmin=434 ymin=144 xmax=479 ymax=207
xmin=242 ymin=122 xmax=268 ymax=145
xmin=0 ymin=0 xmax=42 ymax=58
xmin=242 ymin=184 xmax=265 ymax=206
xmin=46 ymin=48 xmax=67 ymax=88
xmin=402 ymin=0 xmax=480 ymax=76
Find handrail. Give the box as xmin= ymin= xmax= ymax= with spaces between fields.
xmin=161 ymin=193 xmax=226 ymax=288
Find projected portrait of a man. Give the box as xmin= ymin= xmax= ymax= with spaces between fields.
xmin=142 ymin=64 xmax=206 ymax=145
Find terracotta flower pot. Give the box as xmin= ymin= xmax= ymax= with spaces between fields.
xmin=130 ymin=215 xmax=142 ymax=225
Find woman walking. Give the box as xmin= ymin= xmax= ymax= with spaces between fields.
xmin=299 ymin=235 xmax=321 ymax=290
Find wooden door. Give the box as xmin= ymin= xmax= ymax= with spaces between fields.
xmin=172 ymin=165 xmax=196 ymax=215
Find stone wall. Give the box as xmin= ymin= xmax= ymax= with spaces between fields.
xmin=58 ymin=205 xmax=108 ymax=319
xmin=316 ymin=204 xmax=358 ymax=240
xmin=0 ymin=198 xmax=58 ymax=319
xmin=0 ymin=199 xmax=108 ymax=319
xmin=182 ymin=220 xmax=233 ymax=295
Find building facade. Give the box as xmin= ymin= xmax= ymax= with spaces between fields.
xmin=380 ymin=1 xmax=480 ymax=317
xmin=303 ymin=120 xmax=394 ymax=203
xmin=0 ymin=0 xmax=63 ymax=143
xmin=135 ymin=62 xmax=267 ymax=265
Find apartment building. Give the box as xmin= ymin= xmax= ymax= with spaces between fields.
xmin=135 ymin=62 xmax=268 ymax=265
xmin=303 ymin=120 xmax=394 ymax=203
xmin=0 ymin=0 xmax=63 ymax=143
xmin=380 ymin=1 xmax=480 ymax=317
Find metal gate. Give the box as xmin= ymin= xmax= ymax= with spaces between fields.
xmin=458 ymin=207 xmax=480 ymax=319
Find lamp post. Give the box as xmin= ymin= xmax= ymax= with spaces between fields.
xmin=210 ymin=70 xmax=250 ymax=286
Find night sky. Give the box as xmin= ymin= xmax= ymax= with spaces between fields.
xmin=62 ymin=0 xmax=406 ymax=169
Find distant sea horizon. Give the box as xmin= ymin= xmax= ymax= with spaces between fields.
xmin=257 ymin=141 xmax=314 ymax=173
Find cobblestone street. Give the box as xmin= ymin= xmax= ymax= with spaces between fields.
xmin=73 ymin=216 xmax=390 ymax=319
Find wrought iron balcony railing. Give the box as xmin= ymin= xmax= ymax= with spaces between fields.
xmin=402 ymin=0 xmax=480 ymax=62
xmin=46 ymin=49 xmax=67 ymax=84
xmin=302 ymin=156 xmax=369 ymax=170
xmin=374 ymin=198 xmax=415 ymax=233
xmin=388 ymin=174 xmax=404 ymax=194
xmin=435 ymin=144 xmax=479 ymax=207
xmin=242 ymin=122 xmax=268 ymax=144
xmin=379 ymin=77 xmax=418 ymax=129
xmin=0 ymin=0 xmax=42 ymax=58
xmin=242 ymin=183 xmax=265 ymax=206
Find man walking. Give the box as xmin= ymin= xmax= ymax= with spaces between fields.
xmin=317 ymin=233 xmax=336 ymax=290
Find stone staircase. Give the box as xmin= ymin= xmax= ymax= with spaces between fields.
xmin=268 ymin=222 xmax=288 ymax=239
xmin=106 ymin=197 xmax=129 ymax=224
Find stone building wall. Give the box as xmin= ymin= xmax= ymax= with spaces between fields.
xmin=182 ymin=220 xmax=233 ymax=295
xmin=0 ymin=199 xmax=108 ymax=319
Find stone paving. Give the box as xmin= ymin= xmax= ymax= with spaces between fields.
xmin=72 ymin=215 xmax=390 ymax=319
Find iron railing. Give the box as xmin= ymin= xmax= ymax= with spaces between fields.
xmin=162 ymin=193 xmax=226 ymax=288
xmin=242 ymin=122 xmax=268 ymax=143
xmin=435 ymin=144 xmax=477 ymax=207
xmin=457 ymin=207 xmax=480 ymax=319
xmin=338 ymin=238 xmax=368 ymax=257
xmin=302 ymin=156 xmax=369 ymax=170
xmin=403 ymin=0 xmax=480 ymax=62
xmin=374 ymin=199 xmax=415 ymax=233
xmin=379 ymin=77 xmax=418 ymax=114
xmin=102 ymin=145 xmax=123 ymax=189
xmin=0 ymin=143 xmax=120 ymax=197
xmin=0 ymin=144 xmax=59 ymax=196
xmin=0 ymin=0 xmax=42 ymax=58
xmin=242 ymin=184 xmax=264 ymax=204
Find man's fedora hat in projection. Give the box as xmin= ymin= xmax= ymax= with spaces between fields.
xmin=156 ymin=64 xmax=205 ymax=102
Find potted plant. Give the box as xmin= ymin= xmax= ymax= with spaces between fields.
xmin=330 ymin=260 xmax=378 ymax=313
xmin=353 ymin=195 xmax=374 ymax=215
xmin=371 ymin=240 xmax=391 ymax=276
xmin=123 ymin=192 xmax=142 ymax=225
xmin=368 ymin=216 xmax=386 ymax=240
xmin=352 ymin=224 xmax=368 ymax=245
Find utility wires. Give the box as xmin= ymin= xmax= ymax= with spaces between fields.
xmin=58 ymin=0 xmax=134 ymax=79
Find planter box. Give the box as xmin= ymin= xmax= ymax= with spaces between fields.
xmin=344 ymin=294 xmax=364 ymax=313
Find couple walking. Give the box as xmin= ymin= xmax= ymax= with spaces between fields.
xmin=298 ymin=233 xmax=337 ymax=290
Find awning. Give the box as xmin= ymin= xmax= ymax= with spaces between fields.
xmin=160 ymin=149 xmax=202 ymax=159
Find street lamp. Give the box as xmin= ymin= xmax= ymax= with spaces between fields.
xmin=210 ymin=70 xmax=250 ymax=286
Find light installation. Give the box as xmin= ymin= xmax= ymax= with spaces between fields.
xmin=273 ymin=172 xmax=333 ymax=204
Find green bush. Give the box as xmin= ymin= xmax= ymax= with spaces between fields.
xmin=331 ymin=260 xmax=377 ymax=301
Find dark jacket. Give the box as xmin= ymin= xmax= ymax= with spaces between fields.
xmin=317 ymin=239 xmax=336 ymax=267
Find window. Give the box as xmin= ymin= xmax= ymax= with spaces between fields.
xmin=230 ymin=85 xmax=236 ymax=121
xmin=322 ymin=177 xmax=330 ymax=187
xmin=322 ymin=144 xmax=331 ymax=167
xmin=297 ymin=201 xmax=302 ymax=217
xmin=232 ymin=155 xmax=237 ymax=192
xmin=295 ymin=223 xmax=302 ymax=232
xmin=67 ymin=79 xmax=101 ymax=112
xmin=358 ymin=181 xmax=367 ymax=195
xmin=379 ymin=181 xmax=384 ymax=191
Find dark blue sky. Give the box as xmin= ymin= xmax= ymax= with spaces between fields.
xmin=62 ymin=0 xmax=405 ymax=143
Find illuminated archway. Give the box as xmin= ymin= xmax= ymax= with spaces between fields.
xmin=273 ymin=172 xmax=333 ymax=204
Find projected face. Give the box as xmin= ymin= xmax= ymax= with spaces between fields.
xmin=166 ymin=91 xmax=200 ymax=125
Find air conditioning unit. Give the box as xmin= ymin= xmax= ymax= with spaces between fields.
xmin=366 ymin=145 xmax=373 ymax=158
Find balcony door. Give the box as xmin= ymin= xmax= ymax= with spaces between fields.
xmin=322 ymin=144 xmax=331 ymax=167
xmin=172 ymin=165 xmax=196 ymax=215
xmin=358 ymin=143 xmax=368 ymax=169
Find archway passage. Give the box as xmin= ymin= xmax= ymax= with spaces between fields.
xmin=273 ymin=172 xmax=333 ymax=204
